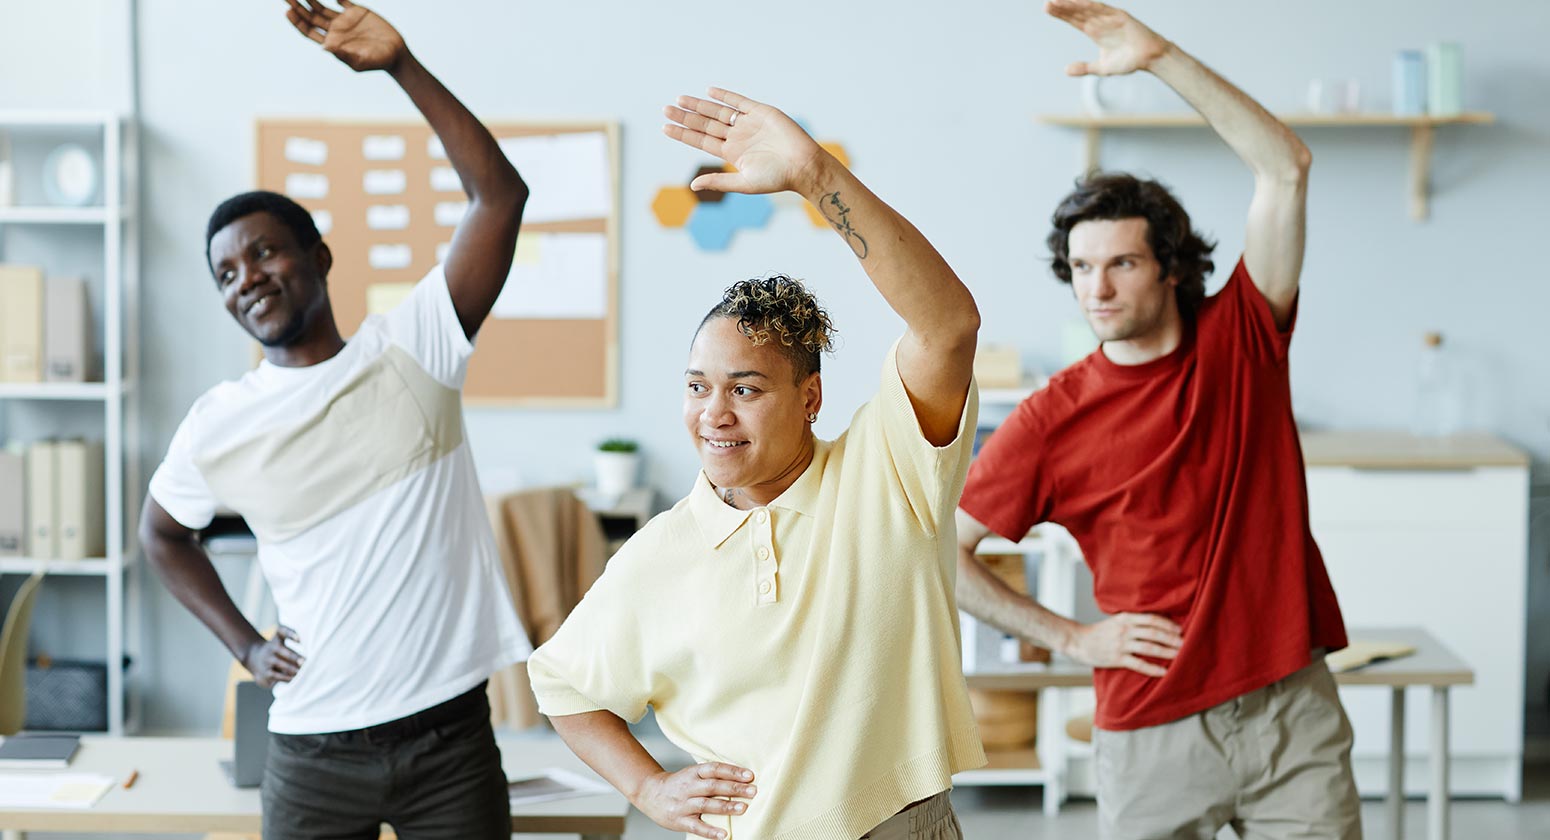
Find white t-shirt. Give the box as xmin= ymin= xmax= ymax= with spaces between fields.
xmin=150 ymin=265 xmax=532 ymax=734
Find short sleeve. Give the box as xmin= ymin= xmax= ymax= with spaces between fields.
xmin=852 ymin=338 xmax=979 ymax=533
xmin=1207 ymin=256 xmax=1298 ymax=365
xmin=958 ymin=396 xmax=1055 ymax=542
xmin=526 ymin=545 xmax=655 ymax=723
xmin=383 ymin=264 xmax=475 ymax=389
xmin=147 ymin=409 xmax=220 ymax=531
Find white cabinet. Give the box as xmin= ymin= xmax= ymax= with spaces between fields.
xmin=1304 ymin=432 xmax=1530 ymax=801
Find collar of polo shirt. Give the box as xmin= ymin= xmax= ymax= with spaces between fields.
xmin=689 ymin=438 xmax=829 ymax=548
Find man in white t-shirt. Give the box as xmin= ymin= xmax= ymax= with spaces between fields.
xmin=141 ymin=3 xmax=531 ymax=837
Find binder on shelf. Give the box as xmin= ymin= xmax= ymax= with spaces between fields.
xmin=44 ymin=276 xmax=91 ymax=383
xmin=55 ymin=439 xmax=104 ymax=561
xmin=0 ymin=265 xmax=45 ymax=383
xmin=25 ymin=440 xmax=58 ymax=559
xmin=0 ymin=449 xmax=24 ymax=557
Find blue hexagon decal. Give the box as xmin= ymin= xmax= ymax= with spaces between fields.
xmin=721 ymin=193 xmax=774 ymax=230
xmin=686 ymin=202 xmax=736 ymax=251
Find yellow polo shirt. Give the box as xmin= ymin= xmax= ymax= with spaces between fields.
xmin=528 ymin=340 xmax=985 ymax=840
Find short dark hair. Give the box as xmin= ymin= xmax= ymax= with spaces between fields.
xmin=697 ymin=275 xmax=836 ymax=381
xmin=204 ymin=191 xmax=322 ymax=274
xmin=1047 ymin=173 xmax=1216 ymax=317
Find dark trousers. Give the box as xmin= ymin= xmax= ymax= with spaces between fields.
xmin=261 ymin=682 xmax=510 ymax=840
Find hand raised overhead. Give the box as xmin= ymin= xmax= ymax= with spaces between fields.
xmin=283 ymin=0 xmax=408 ymax=73
xmin=1046 ymin=0 xmax=1169 ymax=77
xmin=663 ymin=88 xmax=828 ymax=198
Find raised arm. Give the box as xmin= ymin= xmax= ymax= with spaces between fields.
xmin=139 ymin=497 xmax=302 ymax=687
xmin=1049 ymin=0 xmax=1309 ymax=327
xmin=283 ymin=0 xmax=528 ymax=338
xmin=664 ymin=89 xmax=980 ymax=445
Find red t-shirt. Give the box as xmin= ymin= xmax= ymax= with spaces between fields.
xmin=960 ymin=258 xmax=1347 ymax=731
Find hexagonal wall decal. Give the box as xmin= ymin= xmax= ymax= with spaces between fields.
xmin=820 ymin=142 xmax=850 ymax=169
xmin=803 ymin=202 xmax=830 ymax=229
xmin=686 ymin=203 xmax=737 ymax=251
xmin=721 ymin=193 xmax=774 ymax=230
xmin=651 ymin=186 xmax=696 ymax=228
xmin=692 ymin=165 xmax=728 ymax=204
xmin=653 ymin=130 xmax=851 ymax=250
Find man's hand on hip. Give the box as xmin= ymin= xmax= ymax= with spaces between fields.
xmin=1065 ymin=612 xmax=1182 ymax=677
xmin=243 ymin=625 xmax=305 ymax=688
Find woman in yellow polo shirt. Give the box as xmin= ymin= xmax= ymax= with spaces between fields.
xmin=528 ymin=87 xmax=984 ymax=840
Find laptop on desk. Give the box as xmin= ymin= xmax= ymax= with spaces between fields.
xmin=220 ymin=680 xmax=273 ymax=788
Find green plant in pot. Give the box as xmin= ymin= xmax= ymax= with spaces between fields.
xmin=594 ymin=438 xmax=640 ymax=496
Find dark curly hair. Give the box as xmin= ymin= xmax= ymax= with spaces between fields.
xmin=1047 ymin=173 xmax=1216 ymax=317
xmin=205 ymin=190 xmax=322 ymax=276
xmin=697 ymin=275 xmax=836 ymax=381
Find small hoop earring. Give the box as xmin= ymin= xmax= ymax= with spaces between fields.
xmin=806 ymin=413 xmax=818 ymax=423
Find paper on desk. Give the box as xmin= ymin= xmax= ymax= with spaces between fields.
xmin=507 ymin=768 xmax=611 ymax=805
xmin=0 ymin=773 xmax=116 ymax=809
xmin=1326 ymin=640 xmax=1417 ymax=673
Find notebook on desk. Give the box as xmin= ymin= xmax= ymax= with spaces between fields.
xmin=0 ymin=733 xmax=80 ymax=767
xmin=1326 ymin=640 xmax=1418 ymax=674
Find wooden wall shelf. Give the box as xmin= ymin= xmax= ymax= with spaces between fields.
xmin=1036 ymin=112 xmax=1496 ymax=221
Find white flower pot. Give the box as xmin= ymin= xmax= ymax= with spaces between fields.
xmin=594 ymin=451 xmax=639 ymax=496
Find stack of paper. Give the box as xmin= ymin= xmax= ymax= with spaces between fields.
xmin=0 ymin=773 xmax=115 ymax=809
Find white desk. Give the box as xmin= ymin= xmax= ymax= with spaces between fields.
xmin=962 ymin=627 xmax=1472 ymax=840
xmin=0 ymin=733 xmax=628 ymax=838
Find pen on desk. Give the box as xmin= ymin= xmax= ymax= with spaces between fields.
xmin=123 ymin=769 xmax=139 ymax=789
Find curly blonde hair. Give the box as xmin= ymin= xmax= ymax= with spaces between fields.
xmin=698 ymin=275 xmax=836 ymax=380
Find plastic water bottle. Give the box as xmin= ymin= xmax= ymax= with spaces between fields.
xmin=1411 ymin=332 xmax=1462 ymax=437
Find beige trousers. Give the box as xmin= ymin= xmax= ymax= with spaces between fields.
xmin=1094 ymin=657 xmax=1362 ymax=840
xmin=859 ymin=791 xmax=963 ymax=840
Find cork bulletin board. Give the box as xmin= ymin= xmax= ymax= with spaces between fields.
xmin=256 ymin=119 xmax=620 ymax=406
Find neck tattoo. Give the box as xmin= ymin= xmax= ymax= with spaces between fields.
xmin=722 ymin=487 xmax=736 ymax=506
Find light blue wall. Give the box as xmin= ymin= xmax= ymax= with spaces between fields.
xmin=3 ymin=1 xmax=1547 ymax=734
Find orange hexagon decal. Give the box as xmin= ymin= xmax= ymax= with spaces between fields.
xmin=820 ymin=142 xmax=850 ymax=169
xmin=651 ymin=186 xmax=696 ymax=228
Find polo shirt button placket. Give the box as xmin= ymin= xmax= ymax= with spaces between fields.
xmin=754 ymin=508 xmax=777 ymax=605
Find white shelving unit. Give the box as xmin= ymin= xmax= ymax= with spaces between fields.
xmin=955 ymin=523 xmax=1092 ymax=814
xmin=953 ymin=381 xmax=1097 ymax=812
xmin=0 ymin=110 xmax=141 ymax=735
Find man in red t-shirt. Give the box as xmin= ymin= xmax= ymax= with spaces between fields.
xmin=956 ymin=2 xmax=1360 ymax=837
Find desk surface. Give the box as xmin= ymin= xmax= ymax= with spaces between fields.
xmin=1299 ymin=431 xmax=1529 ymax=469
xmin=0 ymin=733 xmax=631 ymax=835
xmin=964 ymin=627 xmax=1474 ymax=691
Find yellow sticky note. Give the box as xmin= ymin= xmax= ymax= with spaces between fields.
xmin=366 ymin=282 xmax=416 ymax=315
xmin=514 ymin=236 xmax=543 ymax=266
